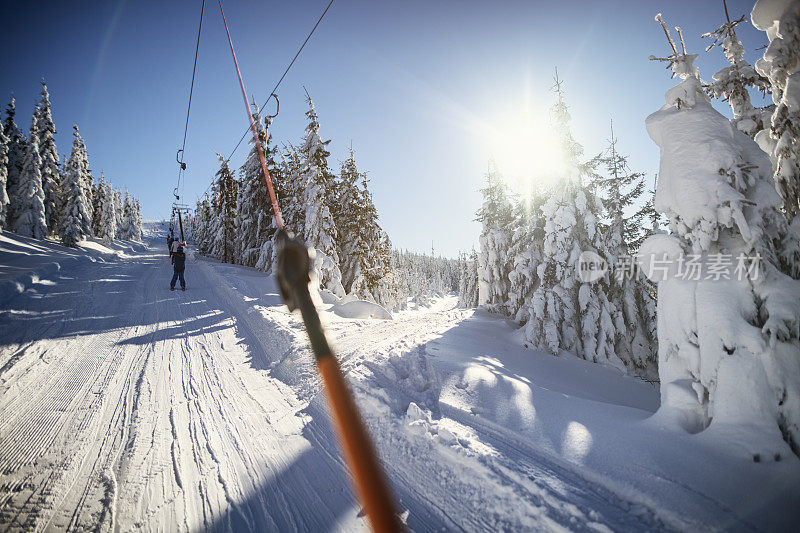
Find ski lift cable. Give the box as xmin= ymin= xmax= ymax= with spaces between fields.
xmin=224 ymin=0 xmax=335 ymax=164
xmin=218 ymin=0 xmax=284 ymax=229
xmin=217 ymin=2 xmax=400 ymax=530
xmin=196 ymin=0 xmax=333 ymax=201
xmin=174 ymin=0 xmax=206 ymax=200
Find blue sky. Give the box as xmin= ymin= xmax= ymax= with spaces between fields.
xmin=0 ymin=0 xmax=769 ymax=257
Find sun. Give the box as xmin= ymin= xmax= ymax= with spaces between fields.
xmin=485 ymin=110 xmax=570 ymax=194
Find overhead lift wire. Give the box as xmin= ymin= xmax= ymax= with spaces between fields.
xmin=175 ymin=0 xmax=206 ymax=200
xmin=197 ymin=0 xmax=333 ymax=202
xmin=224 ymin=0 xmax=335 ymax=164
xmin=216 ymin=1 xmax=400 ymax=530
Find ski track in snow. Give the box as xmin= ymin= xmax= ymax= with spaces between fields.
xmin=2 ymin=230 xmax=782 ymax=532
xmin=0 ymin=238 xmax=362 ymax=532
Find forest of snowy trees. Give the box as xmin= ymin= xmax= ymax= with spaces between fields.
xmin=469 ymin=0 xmax=800 ymax=457
xmin=467 ymin=79 xmax=660 ymax=381
xmin=191 ymin=96 xmax=459 ymax=311
xmin=0 ymin=82 xmax=143 ymax=246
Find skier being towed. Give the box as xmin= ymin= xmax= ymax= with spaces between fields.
xmin=170 ymin=245 xmax=187 ymax=291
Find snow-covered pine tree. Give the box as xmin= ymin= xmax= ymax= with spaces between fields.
xmin=458 ymin=250 xmax=480 ymax=308
xmin=236 ymin=112 xmax=280 ymax=268
xmin=3 ymin=97 xmax=28 ymax=225
xmin=333 ymin=146 xmax=393 ymax=303
xmin=506 ymin=188 xmax=546 ymax=324
xmin=113 ymin=188 xmax=123 ymax=236
xmin=297 ymin=94 xmax=344 ymax=296
xmin=195 ymin=195 xmax=213 ymax=255
xmin=298 ymin=96 xmax=338 ymax=255
xmin=92 ymin=172 xmax=107 ymax=237
xmin=98 ymin=181 xmax=117 ymax=241
xmin=133 ymin=198 xmax=143 ymax=241
xmin=275 ymin=144 xmax=303 ymax=237
xmin=332 ymin=146 xmax=363 ymax=291
xmin=117 ymin=191 xmax=132 ymax=239
xmin=82 ymin=171 xmax=95 ymax=225
xmin=193 ymin=197 xmax=206 ymax=252
xmin=476 ymin=161 xmax=514 ymax=314
xmin=212 ymin=154 xmax=238 ymax=263
xmin=750 ymin=0 xmax=800 ymax=222
xmin=36 ymin=82 xmax=61 ymax=234
xmin=118 ymin=192 xmax=141 ymax=241
xmin=59 ymin=126 xmax=93 ymax=246
xmin=644 ymin=15 xmax=800 ymax=457
xmin=702 ymin=1 xmax=773 ymax=138
xmin=12 ymin=118 xmax=47 ymax=239
xmin=0 ymin=128 xmax=9 ymax=230
xmin=589 ymin=122 xmax=658 ymax=379
xmin=523 ymin=70 xmax=620 ymax=369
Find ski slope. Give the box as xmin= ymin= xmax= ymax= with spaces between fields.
xmin=0 ymin=225 xmax=798 ymax=532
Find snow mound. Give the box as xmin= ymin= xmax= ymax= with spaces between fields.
xmin=317 ymin=288 xmax=340 ymax=305
xmin=332 ymin=299 xmax=392 ymax=320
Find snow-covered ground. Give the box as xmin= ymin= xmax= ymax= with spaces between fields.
xmin=0 ymin=223 xmax=798 ymax=531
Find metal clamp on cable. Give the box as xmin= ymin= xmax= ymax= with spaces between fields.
xmin=275 ymin=229 xmax=337 ymax=361
xmin=275 ymin=229 xmax=310 ymax=313
xmin=176 ymin=149 xmax=187 ymax=171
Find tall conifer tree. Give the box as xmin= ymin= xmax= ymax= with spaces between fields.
xmin=3 ymin=97 xmax=27 ymax=224
xmin=59 ymin=126 xmax=93 ymax=246
xmin=36 ymin=82 xmax=61 ymax=234
xmin=13 ymin=119 xmax=47 ymax=239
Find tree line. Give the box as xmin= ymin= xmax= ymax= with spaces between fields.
xmin=463 ymin=0 xmax=800 ymax=457
xmin=0 ymin=83 xmax=143 ymax=246
xmin=192 ymin=95 xmax=419 ymax=310
xmin=464 ymin=77 xmax=660 ymax=381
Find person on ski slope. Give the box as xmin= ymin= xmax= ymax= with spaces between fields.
xmin=171 ymin=238 xmax=182 ymax=255
xmin=171 ymin=245 xmax=187 ymax=291
xmin=167 ymin=233 xmax=174 ymax=255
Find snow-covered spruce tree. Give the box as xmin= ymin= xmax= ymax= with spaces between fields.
xmin=133 ymin=198 xmax=143 ymax=241
xmin=97 ymin=181 xmax=117 ymax=241
xmin=212 ymin=155 xmax=238 ymax=263
xmin=118 ymin=193 xmax=142 ymax=241
xmin=197 ymin=195 xmax=213 ymax=255
xmin=236 ymin=112 xmax=280 ymax=268
xmin=458 ymin=250 xmax=480 ymax=308
xmin=63 ymin=124 xmax=94 ymax=237
xmin=276 ymin=144 xmax=304 ymax=237
xmin=59 ymin=126 xmax=93 ymax=246
xmin=112 ymin=188 xmax=123 ymax=236
xmin=523 ymin=72 xmax=621 ymax=369
xmin=702 ymin=2 xmax=773 ymax=139
xmin=331 ymin=147 xmax=363 ymax=291
xmin=92 ymin=172 xmax=107 ymax=237
xmin=182 ymin=210 xmax=195 ymax=244
xmin=117 ymin=191 xmax=132 ymax=239
xmin=0 ymin=128 xmax=9 ymax=230
xmin=297 ymin=95 xmax=344 ymax=296
xmin=644 ymin=17 xmax=800 ymax=457
xmin=36 ymin=82 xmax=61 ymax=234
xmin=589 ymin=123 xmax=658 ymax=379
xmin=367 ymin=231 xmax=406 ymax=311
xmin=82 ymin=171 xmax=95 ymax=224
xmin=751 ymin=0 xmax=800 ymax=220
xmin=332 ymin=147 xmax=395 ymax=304
xmin=476 ymin=161 xmax=514 ymax=314
xmin=12 ymin=119 xmax=47 ymax=239
xmin=193 ymin=196 xmax=208 ymax=253
xmin=3 ymin=97 xmax=27 ymax=224
xmin=506 ymin=188 xmax=546 ymax=324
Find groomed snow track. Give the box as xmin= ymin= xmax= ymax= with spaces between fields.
xmin=0 ymin=238 xmax=365 ymax=531
xmin=2 ymin=233 xmax=762 ymax=532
